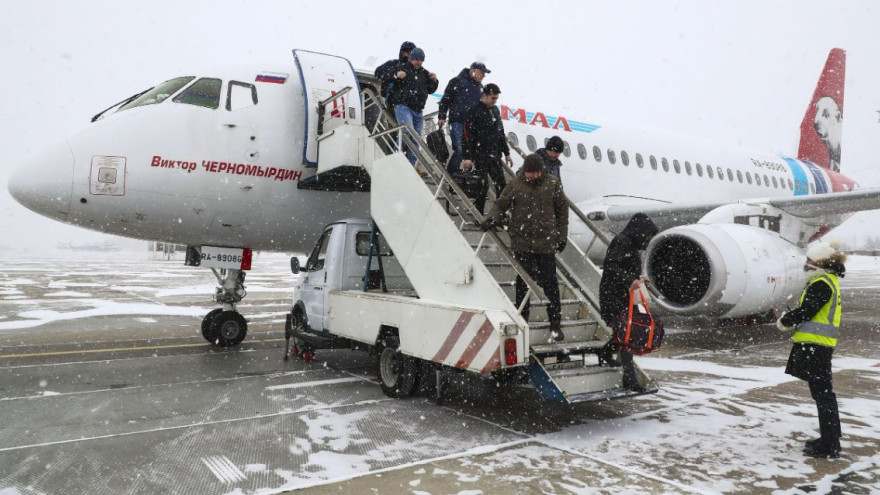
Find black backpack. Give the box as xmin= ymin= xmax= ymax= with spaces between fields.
xmin=425 ymin=129 xmax=450 ymax=164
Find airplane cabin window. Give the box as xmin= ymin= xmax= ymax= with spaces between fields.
xmin=763 ymin=175 xmax=770 ymax=187
xmin=707 ymin=166 xmax=714 ymax=179
xmin=636 ymin=153 xmax=644 ymax=168
xmin=661 ymin=158 xmax=669 ymax=172
xmin=788 ymin=178 xmax=794 ymax=190
xmin=717 ymin=166 xmax=724 ymax=180
xmin=726 ymin=169 xmax=734 ymax=181
xmin=593 ymin=146 xmax=602 ymax=162
xmin=118 ymin=76 xmax=196 ymax=112
xmin=650 ymin=155 xmax=658 ymax=170
xmin=227 ymin=81 xmax=258 ymax=111
xmin=746 ymin=172 xmax=753 ymax=184
xmin=577 ymin=143 xmax=587 ymax=160
xmin=772 ymin=176 xmax=779 ymax=188
xmin=526 ymin=135 xmax=537 ymax=152
xmin=507 ymin=132 xmax=519 ymax=147
xmin=607 ymin=149 xmax=616 ymax=164
xmin=673 ymin=159 xmax=681 ymax=174
xmin=563 ymin=141 xmax=571 ymax=158
xmin=173 ymin=78 xmax=222 ymax=109
xmin=736 ymin=170 xmax=743 ymax=183
xmin=696 ymin=163 xmax=703 ymax=177
xmin=621 ymin=150 xmax=629 ymax=166
xmin=685 ymin=161 xmax=692 ymax=175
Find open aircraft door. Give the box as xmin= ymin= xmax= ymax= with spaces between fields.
xmin=292 ymin=49 xmax=365 ymax=173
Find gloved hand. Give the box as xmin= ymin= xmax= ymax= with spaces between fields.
xmin=776 ymin=311 xmax=794 ymax=332
xmin=556 ymin=239 xmax=567 ymax=252
xmin=481 ymin=219 xmax=496 ymax=232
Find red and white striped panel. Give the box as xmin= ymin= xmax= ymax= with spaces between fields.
xmin=431 ymin=312 xmax=501 ymax=374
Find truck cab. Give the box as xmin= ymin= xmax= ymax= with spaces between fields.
xmin=292 ymin=218 xmax=412 ymax=332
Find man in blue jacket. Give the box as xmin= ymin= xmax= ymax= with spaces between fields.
xmin=384 ymin=47 xmax=439 ymax=165
xmin=438 ymin=62 xmax=489 ymax=173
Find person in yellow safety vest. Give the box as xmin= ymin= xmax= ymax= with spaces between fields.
xmin=777 ymin=240 xmax=845 ymax=459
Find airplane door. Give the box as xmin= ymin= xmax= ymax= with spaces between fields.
xmin=292 ymin=49 xmax=363 ymax=166
xmin=301 ymin=227 xmax=332 ymax=331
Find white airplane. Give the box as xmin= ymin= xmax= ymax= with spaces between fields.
xmin=8 ymin=48 xmax=879 ymax=345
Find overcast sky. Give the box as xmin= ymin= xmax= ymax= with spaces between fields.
xmin=2 ymin=0 xmax=879 ymax=252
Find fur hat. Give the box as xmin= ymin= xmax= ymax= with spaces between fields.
xmin=523 ymin=154 xmax=545 ymax=173
xmin=546 ymin=136 xmax=564 ymax=153
xmin=806 ymin=240 xmax=839 ymax=262
xmin=409 ymin=48 xmax=425 ymax=61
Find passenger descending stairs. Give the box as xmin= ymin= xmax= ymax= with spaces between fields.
xmin=317 ymin=80 xmax=656 ymax=403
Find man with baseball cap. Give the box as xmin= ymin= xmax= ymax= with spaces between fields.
xmin=438 ymin=61 xmax=491 ymax=173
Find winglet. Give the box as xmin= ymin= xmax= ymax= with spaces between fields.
xmin=797 ymin=48 xmax=846 ymax=172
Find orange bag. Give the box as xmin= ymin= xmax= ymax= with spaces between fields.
xmin=613 ymin=287 xmax=664 ymax=355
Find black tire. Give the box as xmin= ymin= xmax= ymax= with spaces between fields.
xmin=201 ymin=308 xmax=224 ymax=343
xmin=209 ymin=311 xmax=248 ymax=347
xmin=377 ymin=337 xmax=420 ymax=398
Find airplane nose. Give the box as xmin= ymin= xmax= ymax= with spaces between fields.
xmin=7 ymin=139 xmax=74 ymax=219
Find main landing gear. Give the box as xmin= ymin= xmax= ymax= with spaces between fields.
xmin=200 ymin=268 xmax=248 ymax=347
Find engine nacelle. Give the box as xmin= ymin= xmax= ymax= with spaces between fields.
xmin=645 ymin=224 xmax=806 ymax=318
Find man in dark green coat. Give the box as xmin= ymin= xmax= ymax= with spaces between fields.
xmin=482 ymin=154 xmax=569 ymax=340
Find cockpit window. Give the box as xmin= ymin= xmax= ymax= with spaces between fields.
xmin=173 ymin=78 xmax=222 ymax=109
xmin=227 ymin=81 xmax=258 ymax=111
xmin=119 ymin=77 xmax=195 ymax=111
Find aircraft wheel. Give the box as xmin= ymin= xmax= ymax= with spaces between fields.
xmin=201 ymin=308 xmax=224 ymax=343
xmin=210 ymin=311 xmax=248 ymax=347
xmin=377 ymin=336 xmax=419 ymax=398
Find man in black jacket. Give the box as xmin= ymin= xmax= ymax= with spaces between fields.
xmin=438 ymin=62 xmax=489 ymax=173
xmin=374 ymin=41 xmax=416 ymax=104
xmin=599 ymin=213 xmax=659 ymax=390
xmin=384 ymin=47 xmax=439 ymax=165
xmin=536 ymin=135 xmax=564 ymax=180
xmin=462 ymin=83 xmax=513 ymax=213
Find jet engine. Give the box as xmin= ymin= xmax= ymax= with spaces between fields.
xmin=644 ymin=224 xmax=806 ymax=318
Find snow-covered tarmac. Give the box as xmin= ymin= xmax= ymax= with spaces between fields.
xmin=0 ymin=252 xmax=878 ymax=494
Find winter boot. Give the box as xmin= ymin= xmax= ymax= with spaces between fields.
xmin=549 ymin=321 xmax=564 ymax=342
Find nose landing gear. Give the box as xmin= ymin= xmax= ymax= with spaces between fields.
xmin=199 ymin=268 xmax=249 ymax=347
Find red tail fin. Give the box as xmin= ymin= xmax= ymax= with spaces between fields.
xmin=797 ymin=48 xmax=846 ymax=172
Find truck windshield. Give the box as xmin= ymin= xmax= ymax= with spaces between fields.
xmin=118 ymin=76 xmax=196 ymax=112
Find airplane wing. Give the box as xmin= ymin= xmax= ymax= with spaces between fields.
xmin=603 ymin=187 xmax=880 ymax=223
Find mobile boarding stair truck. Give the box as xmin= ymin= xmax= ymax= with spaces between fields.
xmin=282 ymin=50 xmax=656 ymax=403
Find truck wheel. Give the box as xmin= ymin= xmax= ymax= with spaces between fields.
xmin=378 ymin=338 xmax=419 ymax=398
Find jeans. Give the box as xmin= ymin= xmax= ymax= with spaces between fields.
xmin=448 ymin=122 xmax=464 ymax=173
xmin=394 ymin=105 xmax=424 ymax=165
